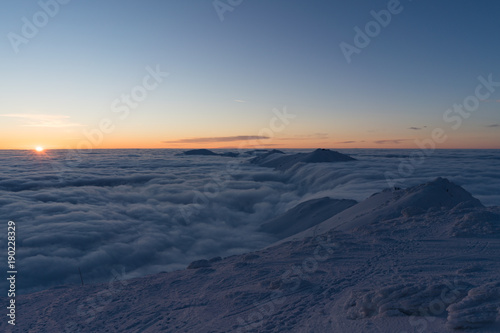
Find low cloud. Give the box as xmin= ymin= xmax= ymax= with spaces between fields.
xmin=408 ymin=126 xmax=427 ymax=131
xmin=337 ymin=141 xmax=356 ymax=144
xmin=0 ymin=114 xmax=84 ymax=128
xmin=486 ymin=124 xmax=500 ymax=128
xmin=1 ymin=149 xmax=498 ymax=295
xmin=163 ymin=136 xmax=270 ymax=143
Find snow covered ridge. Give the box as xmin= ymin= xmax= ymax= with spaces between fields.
xmin=2 ymin=178 xmax=500 ymax=332
xmin=259 ymin=197 xmax=357 ymax=240
xmin=279 ymin=177 xmax=488 ymax=243
xmin=250 ymin=148 xmax=356 ymax=171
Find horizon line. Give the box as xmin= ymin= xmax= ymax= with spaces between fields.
xmin=1 ymin=147 xmax=500 ymax=151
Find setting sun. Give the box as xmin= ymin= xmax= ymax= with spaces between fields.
xmin=35 ymin=146 xmax=44 ymax=152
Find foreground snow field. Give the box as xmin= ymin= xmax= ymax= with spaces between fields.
xmin=3 ymin=178 xmax=500 ymax=332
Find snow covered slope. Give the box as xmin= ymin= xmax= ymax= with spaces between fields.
xmin=3 ymin=178 xmax=499 ymax=332
xmin=259 ymin=197 xmax=357 ymax=239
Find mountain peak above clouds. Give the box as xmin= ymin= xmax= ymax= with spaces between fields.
xmin=178 ymin=149 xmax=218 ymax=156
xmin=251 ymin=148 xmax=356 ymax=171
xmin=304 ymin=148 xmax=357 ymax=163
xmin=394 ymin=177 xmax=483 ymax=210
xmin=248 ymin=149 xmax=286 ymax=165
xmin=281 ymin=177 xmax=484 ymax=242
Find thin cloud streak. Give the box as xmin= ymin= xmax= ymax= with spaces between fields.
xmin=374 ymin=139 xmax=409 ymax=145
xmin=163 ymin=135 xmax=270 ymax=143
xmin=294 ymin=133 xmax=329 ymax=140
xmin=0 ymin=114 xmax=84 ymax=128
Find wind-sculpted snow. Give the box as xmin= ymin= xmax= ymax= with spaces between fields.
xmin=0 ymin=149 xmax=499 ymax=296
xmin=447 ymin=282 xmax=500 ymax=329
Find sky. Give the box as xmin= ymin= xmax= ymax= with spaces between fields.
xmin=1 ymin=0 xmax=499 ymax=150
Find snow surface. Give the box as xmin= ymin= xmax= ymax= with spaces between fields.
xmin=259 ymin=197 xmax=357 ymax=239
xmin=3 ymin=178 xmax=500 ymax=332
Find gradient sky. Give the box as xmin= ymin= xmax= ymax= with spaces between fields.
xmin=1 ymin=0 xmax=499 ymax=150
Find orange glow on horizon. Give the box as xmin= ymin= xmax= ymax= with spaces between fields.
xmin=0 ymin=135 xmax=498 ymax=150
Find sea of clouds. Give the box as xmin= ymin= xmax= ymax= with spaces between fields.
xmin=0 ymin=149 xmax=499 ymax=293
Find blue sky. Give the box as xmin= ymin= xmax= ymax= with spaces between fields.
xmin=1 ymin=0 xmax=499 ymax=149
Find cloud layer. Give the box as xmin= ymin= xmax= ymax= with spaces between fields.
xmin=0 ymin=149 xmax=498 ymax=293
